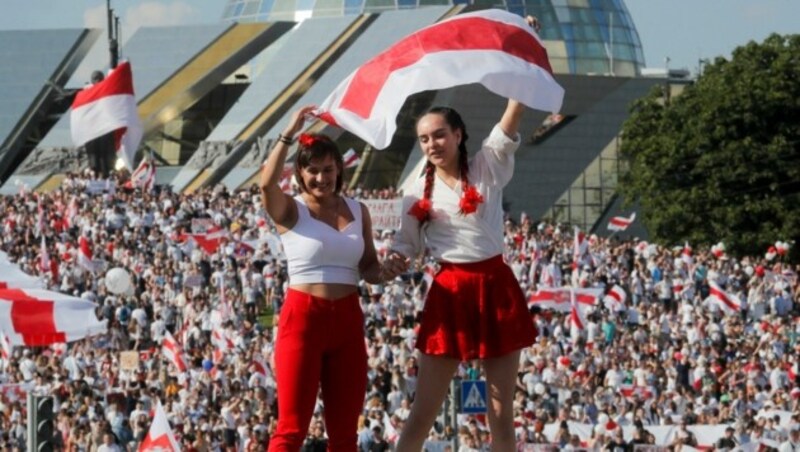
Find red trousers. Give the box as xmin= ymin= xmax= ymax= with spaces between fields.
xmin=268 ymin=289 xmax=367 ymax=451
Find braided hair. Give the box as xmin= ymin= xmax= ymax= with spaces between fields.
xmin=408 ymin=107 xmax=483 ymax=224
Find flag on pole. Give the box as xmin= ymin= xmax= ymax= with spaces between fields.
xmin=607 ymin=212 xmax=636 ymax=232
xmin=78 ymin=235 xmax=97 ymax=273
xmin=130 ymin=154 xmax=156 ymax=191
xmin=139 ymin=400 xmax=181 ymax=452
xmin=161 ymin=331 xmax=188 ymax=373
xmin=708 ymin=281 xmax=741 ymax=315
xmin=0 ymin=289 xmax=107 ymax=346
xmin=315 ymin=9 xmax=564 ymax=149
xmin=343 ymin=148 xmax=361 ymax=169
xmin=70 ymin=61 xmax=143 ymax=170
xmin=603 ymin=284 xmax=626 ymax=311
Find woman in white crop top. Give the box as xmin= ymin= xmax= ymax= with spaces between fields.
xmin=390 ymin=17 xmax=546 ymax=450
xmin=259 ymin=106 xmax=391 ymax=451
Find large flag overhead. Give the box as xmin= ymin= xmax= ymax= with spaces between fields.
xmin=139 ymin=401 xmax=181 ymax=452
xmin=315 ymin=9 xmax=565 ymax=149
xmin=70 ymin=61 xmax=143 ymax=170
xmin=0 ymin=289 xmax=107 ymax=346
xmin=0 ymin=259 xmax=44 ymax=290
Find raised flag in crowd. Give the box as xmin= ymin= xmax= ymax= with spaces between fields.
xmin=607 ymin=212 xmax=636 ymax=232
xmin=70 ymin=61 xmax=143 ymax=171
xmin=708 ymin=280 xmax=742 ymax=315
xmin=78 ymin=235 xmax=97 ymax=273
xmin=343 ymin=148 xmax=361 ymax=169
xmin=315 ymin=9 xmax=564 ymax=149
xmin=603 ymin=284 xmax=627 ymax=312
xmin=130 ymin=154 xmax=156 ymax=191
xmin=161 ymin=330 xmax=188 ymax=373
xmin=139 ymin=400 xmax=181 ymax=451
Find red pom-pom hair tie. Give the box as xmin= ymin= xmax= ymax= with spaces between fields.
xmin=458 ymin=185 xmax=484 ymax=215
xmin=298 ymin=133 xmax=317 ymax=147
xmin=408 ymin=198 xmax=432 ymax=222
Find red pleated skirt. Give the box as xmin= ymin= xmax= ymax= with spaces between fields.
xmin=416 ymin=255 xmax=537 ymax=360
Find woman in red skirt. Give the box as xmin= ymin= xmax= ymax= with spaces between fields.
xmin=388 ymin=91 xmax=538 ymax=450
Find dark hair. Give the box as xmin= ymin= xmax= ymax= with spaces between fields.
xmin=293 ymin=133 xmax=344 ymax=194
xmin=415 ymin=106 xmax=472 ymax=222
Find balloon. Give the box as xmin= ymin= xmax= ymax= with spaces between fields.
xmin=105 ymin=267 xmax=132 ymax=295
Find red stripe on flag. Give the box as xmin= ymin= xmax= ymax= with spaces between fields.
xmin=609 ymin=217 xmax=630 ymax=227
xmin=5 ymin=292 xmax=66 ymax=345
xmin=339 ymin=17 xmax=551 ymax=119
xmin=709 ymin=284 xmax=739 ymax=312
xmin=71 ymin=61 xmax=135 ymax=108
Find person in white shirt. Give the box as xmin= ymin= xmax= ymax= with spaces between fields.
xmin=389 ymin=25 xmax=543 ymax=448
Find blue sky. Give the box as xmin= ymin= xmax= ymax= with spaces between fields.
xmin=1 ymin=0 xmax=798 ymax=75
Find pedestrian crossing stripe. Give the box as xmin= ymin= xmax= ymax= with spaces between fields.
xmin=461 ymin=380 xmax=487 ymax=414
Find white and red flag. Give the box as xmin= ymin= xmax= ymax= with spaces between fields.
xmin=529 ymin=287 xmax=601 ymax=314
xmin=603 ymin=284 xmax=627 ymax=312
xmin=573 ymin=226 xmax=588 ymax=265
xmin=161 ymin=331 xmax=188 ymax=373
xmin=139 ymin=400 xmax=181 ymax=452
xmin=78 ymin=235 xmax=97 ymax=273
xmin=708 ymin=281 xmax=741 ymax=315
xmin=0 ymin=259 xmax=45 ymax=289
xmin=607 ymin=212 xmax=635 ymax=232
xmin=0 ymin=289 xmax=106 ymax=346
xmin=570 ymin=288 xmax=600 ymax=331
xmin=70 ymin=61 xmax=143 ymax=170
xmin=343 ymin=148 xmax=361 ymax=169
xmin=178 ymin=226 xmax=229 ymax=255
xmin=130 ymin=155 xmax=156 ymax=191
xmin=315 ymin=9 xmax=564 ymax=149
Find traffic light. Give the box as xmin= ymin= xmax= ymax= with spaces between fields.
xmin=33 ymin=395 xmax=55 ymax=452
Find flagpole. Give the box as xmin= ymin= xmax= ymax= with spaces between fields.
xmin=106 ymin=0 xmax=119 ymax=69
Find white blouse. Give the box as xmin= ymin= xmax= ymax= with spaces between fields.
xmin=392 ymin=124 xmax=520 ymax=263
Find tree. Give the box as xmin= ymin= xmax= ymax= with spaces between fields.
xmin=618 ymin=34 xmax=800 ymax=257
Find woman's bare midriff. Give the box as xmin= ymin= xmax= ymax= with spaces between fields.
xmin=289 ymin=283 xmax=359 ymax=300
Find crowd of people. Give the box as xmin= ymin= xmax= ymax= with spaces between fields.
xmin=0 ymin=167 xmax=799 ymax=451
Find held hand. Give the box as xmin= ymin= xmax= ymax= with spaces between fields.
xmin=525 ymin=15 xmax=541 ymax=33
xmin=283 ymin=105 xmax=318 ymax=137
xmin=381 ymin=252 xmax=410 ymax=280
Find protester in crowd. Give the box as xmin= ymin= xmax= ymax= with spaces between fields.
xmin=1 ymin=160 xmax=799 ymax=450
xmin=258 ymin=105 xmax=392 ymax=451
xmin=390 ymin=82 xmax=538 ymax=449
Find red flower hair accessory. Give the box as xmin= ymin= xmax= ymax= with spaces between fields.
xmin=408 ymin=198 xmax=432 ymax=222
xmin=298 ymin=133 xmax=317 ymax=147
xmin=459 ymin=185 xmax=484 ymax=215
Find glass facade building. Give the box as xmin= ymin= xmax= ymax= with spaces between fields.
xmin=221 ymin=0 xmax=645 ymax=76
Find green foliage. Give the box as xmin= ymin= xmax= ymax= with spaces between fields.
xmin=618 ymin=34 xmax=800 ymax=257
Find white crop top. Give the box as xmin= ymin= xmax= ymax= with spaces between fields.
xmin=280 ymin=196 xmax=364 ymax=285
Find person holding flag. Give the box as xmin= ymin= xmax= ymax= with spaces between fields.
xmin=258 ymin=106 xmax=396 ymax=451
xmin=386 ymin=17 xmax=552 ymax=452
